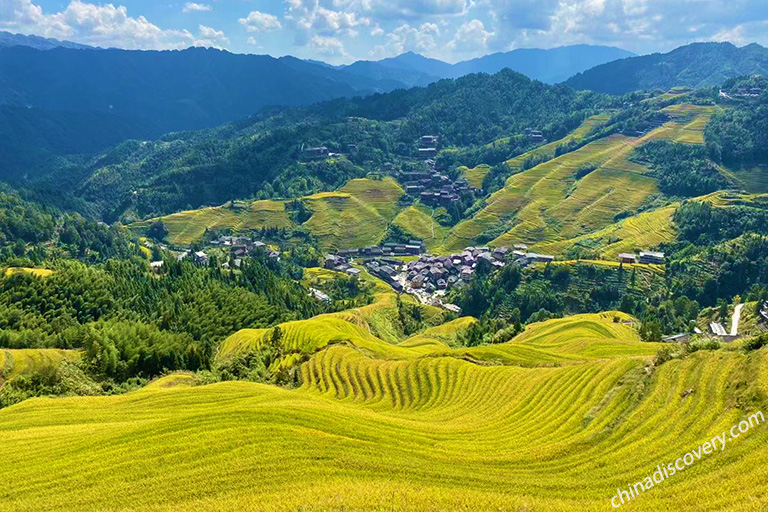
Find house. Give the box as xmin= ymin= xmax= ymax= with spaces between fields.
xmin=420 ymin=135 xmax=439 ymax=147
xmin=379 ymin=265 xmax=398 ymax=278
xmin=150 ymin=261 xmax=164 ymax=273
xmin=325 ymin=254 xmax=339 ymax=269
xmin=443 ymin=303 xmax=462 ymax=314
xmin=345 ymin=268 xmax=361 ymax=277
xmin=437 ymin=279 xmax=447 ymax=290
xmin=618 ymin=253 xmax=638 ymax=264
xmin=513 ymin=244 xmax=528 ymax=251
xmin=412 ymin=274 xmax=426 ymax=288
xmin=406 ymin=185 xmax=425 ymax=194
xmin=638 ymin=251 xmax=665 ymax=265
xmin=527 ymin=253 xmax=555 ymax=263
xmin=418 ymin=147 xmax=437 ymax=159
xmin=194 ymin=251 xmax=209 ymax=265
xmin=662 ymin=333 xmax=691 ymax=343
xmin=304 ymin=146 xmax=329 ymax=159
xmin=309 ymin=288 xmax=331 ymax=303
xmin=390 ymin=280 xmax=404 ymax=292
xmin=405 ymin=244 xmax=422 ymax=255
xmin=528 ymin=130 xmax=544 ymax=143
xmin=492 ymin=247 xmax=511 ymax=261
xmin=710 ymin=322 xmax=728 ymax=337
xmin=176 ymin=251 xmax=190 ymax=262
xmin=231 ymin=245 xmax=249 ymax=258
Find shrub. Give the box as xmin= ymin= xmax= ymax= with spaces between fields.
xmin=743 ymin=334 xmax=768 ymax=352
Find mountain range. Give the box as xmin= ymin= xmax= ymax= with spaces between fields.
xmin=567 ymin=42 xmax=768 ymax=94
xmin=2 ymin=30 xmax=767 ymax=171
xmin=348 ymin=45 xmax=636 ymax=86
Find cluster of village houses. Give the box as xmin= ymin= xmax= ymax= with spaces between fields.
xmin=400 ymin=159 xmax=474 ymax=207
xmin=325 ymin=244 xmax=556 ymax=297
xmin=173 ymin=235 xmax=280 ymax=269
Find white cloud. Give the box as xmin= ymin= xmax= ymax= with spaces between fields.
xmin=447 ymin=18 xmax=494 ymax=53
xmin=310 ymin=34 xmax=347 ymax=56
xmin=370 ymin=22 xmax=440 ymax=58
xmin=194 ymin=24 xmax=228 ymax=48
xmin=286 ymin=0 xmax=370 ymax=41
xmin=182 ymin=3 xmax=211 ymax=13
xmin=238 ymin=11 xmax=282 ymax=33
xmin=0 ymin=0 xmax=197 ymax=49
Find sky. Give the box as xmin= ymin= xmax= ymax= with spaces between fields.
xmin=1 ymin=0 xmax=768 ymax=64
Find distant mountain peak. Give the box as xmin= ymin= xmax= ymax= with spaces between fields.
xmin=0 ymin=30 xmax=94 ymax=51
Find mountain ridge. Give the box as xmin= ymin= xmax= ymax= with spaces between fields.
xmin=567 ymin=41 xmax=768 ymax=94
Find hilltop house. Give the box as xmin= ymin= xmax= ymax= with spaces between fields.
xmin=618 ymin=253 xmax=638 ymax=264
xmin=638 ymin=251 xmax=665 ymax=264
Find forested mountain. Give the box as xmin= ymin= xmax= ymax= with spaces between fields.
xmin=343 ymin=45 xmax=635 ymax=85
xmin=0 ymin=45 xmax=415 ymax=137
xmin=42 ymin=69 xmax=606 ymax=220
xmin=0 ymin=31 xmax=93 ymax=50
xmin=567 ymin=42 xmax=768 ymax=94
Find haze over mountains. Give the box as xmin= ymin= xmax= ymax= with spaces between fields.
xmin=1 ymin=29 xmax=767 ymax=172
xmin=347 ymin=45 xmax=636 ymax=86
xmin=567 ymin=42 xmax=768 ymax=94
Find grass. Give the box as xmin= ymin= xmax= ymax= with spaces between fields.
xmin=1 ymin=306 xmax=764 ymax=511
xmin=4 ymin=267 xmax=54 ymax=278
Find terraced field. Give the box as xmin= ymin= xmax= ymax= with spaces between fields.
xmin=0 ymin=304 xmax=765 ymax=511
xmin=652 ymin=104 xmax=716 ymax=144
xmin=445 ymin=135 xmax=657 ymax=251
xmin=459 ymin=164 xmax=491 ymax=188
xmin=443 ymin=103 xmax=715 ymax=254
xmin=133 ymin=200 xmax=293 ymax=245
xmin=504 ymin=113 xmax=611 ymax=173
xmin=302 ymin=178 xmax=404 ymax=251
xmin=0 ymin=349 xmax=81 ymax=382
xmin=391 ymin=205 xmax=448 ymax=250
xmin=4 ymin=267 xmax=54 ymax=278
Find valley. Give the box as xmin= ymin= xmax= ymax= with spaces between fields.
xmin=0 ymin=29 xmax=767 ymax=512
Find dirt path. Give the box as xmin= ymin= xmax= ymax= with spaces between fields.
xmin=731 ymin=303 xmax=744 ymax=336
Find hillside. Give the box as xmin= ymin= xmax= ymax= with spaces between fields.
xmin=0 ymin=46 xmax=416 ymax=138
xmin=362 ymin=45 xmax=636 ymax=84
xmin=48 ymin=69 xmax=605 ymax=220
xmin=567 ymin=42 xmax=768 ymax=94
xmin=127 ymin=102 xmax=739 ymax=254
xmin=0 ymin=305 xmax=765 ymax=511
xmin=445 ymin=103 xmax=717 ymax=252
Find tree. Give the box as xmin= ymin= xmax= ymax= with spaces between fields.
xmin=146 ymin=221 xmax=169 ymax=242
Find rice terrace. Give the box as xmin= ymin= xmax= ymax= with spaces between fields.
xmin=1 ymin=4 xmax=768 ymax=512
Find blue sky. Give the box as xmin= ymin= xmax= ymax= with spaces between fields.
xmin=2 ymin=0 xmax=767 ymax=64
